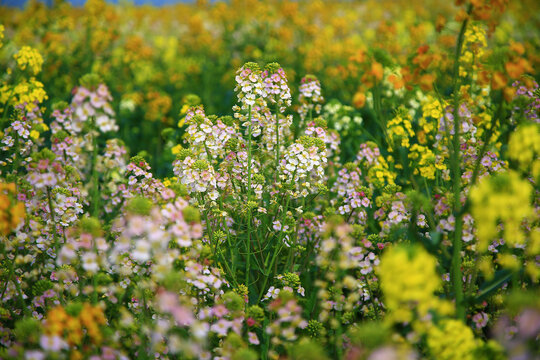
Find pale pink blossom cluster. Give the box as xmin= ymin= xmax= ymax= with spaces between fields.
xmin=280 ymin=137 xmax=327 ymax=197
xmin=126 ymin=158 xmax=175 ymax=203
xmin=267 ymin=296 xmax=307 ymax=345
xmin=71 ymin=83 xmax=118 ymax=133
xmin=304 ymin=120 xmax=341 ymax=160
xmin=0 ymin=104 xmax=43 ymax=167
xmin=173 ymin=156 xmax=219 ymax=200
xmin=234 ymin=63 xmax=265 ymax=109
xmin=356 ymin=142 xmax=382 ymax=166
xmin=298 ymin=75 xmax=324 ymax=120
xmin=261 ymin=65 xmax=292 ymax=112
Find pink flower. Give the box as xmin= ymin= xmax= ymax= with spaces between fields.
xmin=213 ymin=304 xmax=229 ymax=318
xmin=210 ymin=319 xmax=232 ymax=337
xmin=248 ymin=331 xmax=260 ymax=345
xmin=40 ymin=335 xmax=67 ymax=352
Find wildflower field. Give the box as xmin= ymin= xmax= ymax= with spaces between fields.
xmin=0 ymin=0 xmax=539 ymax=358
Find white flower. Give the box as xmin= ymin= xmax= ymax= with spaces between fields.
xmin=132 ymin=239 xmax=151 ymax=262
xmin=40 ymin=335 xmax=67 ymax=352
xmin=81 ymin=252 xmax=99 ymax=274
xmin=25 ymin=351 xmax=45 ymax=360
xmin=210 ymin=319 xmax=232 ymax=337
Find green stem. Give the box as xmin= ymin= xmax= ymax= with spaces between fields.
xmin=12 ymin=133 xmax=21 ymax=174
xmin=0 ymin=247 xmax=16 ymax=301
xmin=450 ymin=4 xmax=472 ymax=321
xmin=91 ymin=125 xmax=100 ymax=217
xmin=257 ymin=194 xmax=291 ymax=302
xmin=246 ymin=105 xmax=253 ymax=289
xmin=92 ymin=274 xmax=98 ymax=304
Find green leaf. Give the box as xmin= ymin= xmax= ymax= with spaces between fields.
xmin=475 ymin=269 xmax=513 ymax=303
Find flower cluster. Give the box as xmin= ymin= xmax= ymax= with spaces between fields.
xmin=378 ymin=244 xmax=453 ymax=324
xmin=470 ymin=170 xmax=534 ymax=252
xmin=298 ymin=75 xmax=324 ymax=121
xmin=71 ymin=75 xmax=118 ymax=133
xmin=14 ymin=46 xmax=44 ymax=75
xmin=1 ymin=5 xmax=540 ymax=358
xmin=508 ymin=122 xmax=540 ymax=180
xmin=427 ymin=319 xmax=480 ymax=360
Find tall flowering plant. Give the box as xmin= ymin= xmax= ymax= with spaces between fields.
xmin=173 ymin=62 xmax=333 ymax=307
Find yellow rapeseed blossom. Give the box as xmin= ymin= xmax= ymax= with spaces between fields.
xmin=387 ymin=113 xmax=414 ymax=149
xmin=14 ymin=46 xmax=44 ymax=75
xmin=0 ymin=24 xmax=4 ymax=48
xmin=478 ymin=256 xmax=495 ymax=280
xmin=418 ymin=96 xmax=447 ymax=144
xmin=378 ymin=244 xmax=453 ymax=324
xmin=497 ymin=253 xmax=521 ymax=271
xmin=421 ymin=96 xmax=445 ymax=125
xmin=427 ymin=319 xmax=480 ymax=360
xmin=528 ymin=228 xmax=540 ymax=257
xmin=470 ymin=171 xmax=534 ymax=252
xmin=408 ymin=144 xmax=445 ymax=180
xmin=508 ymin=123 xmax=540 ymax=180
xmin=367 ymin=163 xmax=396 ymax=189
xmin=4 ymin=78 xmax=49 ymax=111
xmin=171 ymin=144 xmax=183 ymax=155
xmin=460 ymin=24 xmax=487 ymax=77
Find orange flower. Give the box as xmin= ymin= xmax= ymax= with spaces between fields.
xmin=414 ymin=53 xmax=433 ymax=70
xmin=70 ymin=350 xmax=83 ymax=360
xmin=370 ymin=62 xmax=384 ymax=81
xmin=505 ymin=58 xmax=532 ymax=79
xmin=503 ymin=86 xmax=516 ymax=102
xmin=349 ymin=50 xmax=365 ymax=64
xmin=436 ymin=14 xmax=447 ymax=33
xmin=510 ymin=41 xmax=525 ymax=55
xmin=419 ymin=73 xmax=435 ymax=91
xmin=478 ymin=70 xmax=491 ymax=86
xmin=439 ymin=34 xmax=456 ymax=48
xmin=417 ymin=130 xmax=427 ymax=145
xmin=401 ymin=67 xmax=414 ymax=91
xmin=491 ymin=71 xmax=507 ymax=90
xmin=388 ymin=74 xmax=404 ymax=90
xmin=352 ymin=92 xmax=366 ymax=108
xmin=455 ymin=9 xmax=469 ymax=22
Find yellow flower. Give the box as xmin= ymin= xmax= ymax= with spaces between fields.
xmin=497 ymin=253 xmax=521 ymax=271
xmin=470 ymin=170 xmax=534 ymax=252
xmin=171 ymin=144 xmax=183 ymax=155
xmin=408 ymin=144 xmax=442 ymax=180
xmin=427 ymin=319 xmax=480 ymax=360
xmin=508 ymin=123 xmax=540 ymax=180
xmin=14 ymin=46 xmax=44 ymax=75
xmin=387 ymin=113 xmax=415 ymax=149
xmin=421 ymin=95 xmax=445 ymax=122
xmin=0 ymin=24 xmax=4 ymax=48
xmin=30 ymin=130 xmax=40 ymax=140
xmin=459 ymin=24 xmax=487 ymax=77
xmin=10 ymin=78 xmax=48 ymax=111
xmin=378 ymin=244 xmax=452 ymax=324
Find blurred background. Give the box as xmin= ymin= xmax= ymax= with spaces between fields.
xmin=2 ymin=0 xmax=191 ymax=6
xmin=1 ymin=0 xmax=539 ymax=176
